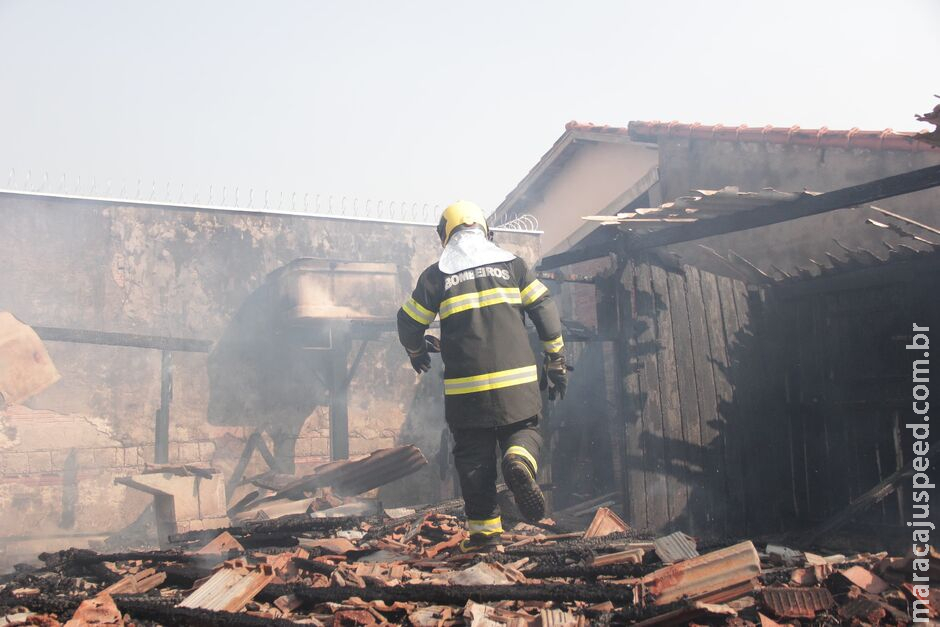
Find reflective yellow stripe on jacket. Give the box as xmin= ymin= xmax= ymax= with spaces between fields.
xmin=444 ymin=365 xmax=538 ymax=395
xmin=439 ymin=287 xmax=521 ymax=320
xmin=521 ymin=280 xmax=548 ymax=306
xmin=401 ymin=297 xmax=436 ymax=326
xmin=542 ymin=335 xmax=564 ymax=353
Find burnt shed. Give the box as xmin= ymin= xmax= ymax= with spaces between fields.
xmin=536 ymin=122 xmax=939 ymax=547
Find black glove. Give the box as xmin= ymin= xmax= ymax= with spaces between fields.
xmin=407 ymin=335 xmax=440 ymax=374
xmin=542 ymin=353 xmax=568 ymax=401
xmin=408 ymin=350 xmax=431 ymax=373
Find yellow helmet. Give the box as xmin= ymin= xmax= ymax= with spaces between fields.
xmin=436 ymin=200 xmax=489 ymax=246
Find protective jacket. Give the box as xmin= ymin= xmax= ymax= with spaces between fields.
xmin=397 ymin=253 xmax=564 ymax=429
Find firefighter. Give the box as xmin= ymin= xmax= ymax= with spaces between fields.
xmin=397 ymin=200 xmax=568 ymax=552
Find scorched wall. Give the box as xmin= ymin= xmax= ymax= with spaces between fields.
xmin=0 ymin=192 xmax=539 ymax=566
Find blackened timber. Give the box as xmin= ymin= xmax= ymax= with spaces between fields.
xmin=39 ymin=548 xmax=208 ymax=568
xmin=698 ymin=271 xmax=734 ymax=536
xmin=619 ymin=261 xmax=650 ymax=530
xmin=266 ymin=582 xmax=635 ymax=605
xmin=538 ymin=164 xmax=940 ymax=269
xmin=155 ymin=350 xmax=173 ymax=464
xmin=2 ymin=592 xmax=298 ymax=627
xmin=800 ymin=444 xmax=937 ymax=544
xmin=714 ymin=275 xmax=747 ymax=535
xmin=32 ymin=326 xmax=213 ymax=352
xmin=650 ymin=265 xmax=687 ymax=526
xmin=169 ymin=514 xmax=365 ymax=544
xmin=116 ymin=599 xmax=301 ymax=627
xmin=502 ymin=531 xmax=646 ymax=558
xmin=329 ymin=326 xmax=351 ymax=460
xmin=665 ymin=268 xmax=707 ymax=533
xmin=539 ymin=239 xmax=619 ymax=270
xmin=683 ymin=267 xmax=726 ymax=535
xmin=633 ymin=262 xmax=669 ymax=530
xmin=523 ymin=562 xmax=655 ymax=579
xmin=291 ymin=556 xmax=338 ymax=577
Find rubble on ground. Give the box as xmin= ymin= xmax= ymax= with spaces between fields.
xmin=0 ymin=495 xmax=929 ymax=626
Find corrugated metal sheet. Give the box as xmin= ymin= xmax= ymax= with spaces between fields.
xmin=653 ymin=531 xmax=699 ymax=564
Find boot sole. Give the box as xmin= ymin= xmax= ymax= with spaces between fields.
xmin=503 ymin=460 xmax=546 ymax=522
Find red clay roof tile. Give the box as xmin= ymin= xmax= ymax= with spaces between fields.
xmin=565 ymin=120 xmax=936 ymax=152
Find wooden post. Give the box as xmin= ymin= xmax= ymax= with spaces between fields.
xmin=329 ymin=324 xmax=351 ymax=461
xmin=154 ymin=350 xmax=173 ymax=464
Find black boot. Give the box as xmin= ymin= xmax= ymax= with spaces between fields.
xmin=502 ymin=454 xmax=545 ymax=522
xmin=458 ymin=532 xmax=502 ymax=553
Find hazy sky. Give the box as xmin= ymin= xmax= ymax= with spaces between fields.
xmin=1 ymin=1 xmax=937 ymax=219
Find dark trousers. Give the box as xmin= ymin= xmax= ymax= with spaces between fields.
xmin=451 ymin=416 xmax=542 ymax=527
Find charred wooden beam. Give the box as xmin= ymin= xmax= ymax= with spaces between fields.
xmin=539 ymin=164 xmax=940 ymax=269
xmin=291 ymin=556 xmax=338 ymax=577
xmin=39 ymin=548 xmax=219 ymax=569
xmin=1 ymin=592 xmax=297 ymax=627
xmin=170 ymin=514 xmax=366 ymax=545
xmin=799 ymin=444 xmax=937 ymax=545
xmin=32 ymin=326 xmax=212 ymax=352
xmin=264 ymin=581 xmax=636 ymax=605
xmin=117 ymin=599 xmax=301 ymax=627
xmin=523 ymin=562 xmax=654 ymax=579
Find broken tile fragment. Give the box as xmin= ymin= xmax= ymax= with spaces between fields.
xmin=828 ymin=565 xmax=889 ymax=594
xmin=761 ymin=586 xmax=835 ymax=619
xmin=642 ymin=541 xmax=761 ymax=606
xmin=64 ymin=593 xmax=123 ymax=627
xmin=583 ymin=507 xmax=629 ymax=539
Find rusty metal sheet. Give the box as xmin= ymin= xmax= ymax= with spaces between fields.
xmin=761 ymin=586 xmax=835 ymax=619
xmin=653 ymin=531 xmax=699 ymax=564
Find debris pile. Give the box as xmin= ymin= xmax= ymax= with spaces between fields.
xmin=0 ymin=500 xmax=929 ymax=625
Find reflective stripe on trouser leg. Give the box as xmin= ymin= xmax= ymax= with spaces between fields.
xmin=468 ymin=516 xmax=503 ymax=536
xmin=504 ymin=445 xmax=538 ymax=475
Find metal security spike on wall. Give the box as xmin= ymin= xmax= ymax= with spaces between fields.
xmin=0 ymin=167 xmax=541 ymax=230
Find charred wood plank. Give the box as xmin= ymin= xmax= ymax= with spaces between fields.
xmin=523 ymin=562 xmax=655 ymax=579
xmin=291 ymin=556 xmax=338 ymax=577
xmin=265 ymin=581 xmax=635 ymax=605
xmin=170 ymin=514 xmax=366 ymax=544
xmin=800 ymin=444 xmax=937 ymax=545
xmin=31 ymin=326 xmax=212 ymax=352
xmin=1 ymin=591 xmax=297 ymax=626
xmin=40 ymin=548 xmax=209 ymax=569
xmin=118 ymin=599 xmax=301 ymax=627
